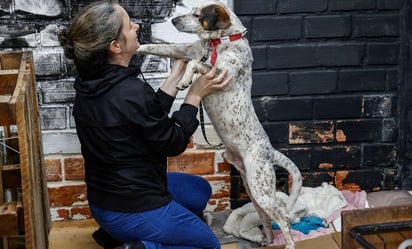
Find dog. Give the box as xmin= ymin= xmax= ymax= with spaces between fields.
xmin=137 ymin=1 xmax=302 ymax=248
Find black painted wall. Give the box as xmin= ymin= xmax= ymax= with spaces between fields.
xmin=400 ymin=0 xmax=412 ymax=190
xmin=229 ymin=0 xmax=411 ymax=206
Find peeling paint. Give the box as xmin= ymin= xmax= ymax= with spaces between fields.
xmin=206 ymin=197 xmax=230 ymax=212
xmin=15 ymin=0 xmax=63 ymax=17
xmin=335 ymin=170 xmax=349 ymax=189
xmin=336 ymin=129 xmax=346 ymax=142
xmin=49 ymin=208 xmax=66 ymax=221
xmin=289 ymin=122 xmax=334 ymax=144
xmin=319 ymin=163 xmax=334 ymax=169
xmin=71 ymin=214 xmax=88 ymax=220
xmin=72 ymin=200 xmax=88 ymax=206
xmin=209 ymin=180 xmax=230 ymax=198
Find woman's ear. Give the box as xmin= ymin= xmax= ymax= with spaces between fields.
xmin=109 ymin=40 xmax=121 ymax=54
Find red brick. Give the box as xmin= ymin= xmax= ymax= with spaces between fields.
xmin=335 ymin=170 xmax=361 ymax=191
xmin=48 ymin=184 xmax=87 ymax=207
xmin=204 ymin=175 xmax=231 ymax=198
xmin=208 ymin=197 xmax=230 ymax=211
xmin=56 ymin=208 xmax=70 ymax=220
xmin=168 ymin=151 xmax=215 ymax=175
xmin=64 ymin=157 xmax=85 ymax=180
xmin=70 ymin=206 xmax=93 ymax=220
xmin=217 ymin=159 xmax=231 ymax=173
xmin=45 ymin=159 xmax=62 ymax=182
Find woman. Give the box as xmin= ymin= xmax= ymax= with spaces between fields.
xmin=58 ymin=1 xmax=231 ymax=249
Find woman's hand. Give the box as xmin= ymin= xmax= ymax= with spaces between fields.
xmin=184 ymin=66 xmax=232 ymax=108
xmin=160 ymin=59 xmax=188 ymax=97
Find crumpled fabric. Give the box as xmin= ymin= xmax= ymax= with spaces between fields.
xmin=298 ymin=182 xmax=347 ymax=219
xmin=271 ymin=216 xmax=326 ymax=234
xmin=223 ymin=183 xmax=347 ymax=243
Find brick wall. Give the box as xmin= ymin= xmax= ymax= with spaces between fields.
xmin=0 ymin=0 xmax=233 ymax=221
xmin=230 ymin=0 xmax=409 ymax=207
xmin=0 ymin=0 xmax=410 ymax=221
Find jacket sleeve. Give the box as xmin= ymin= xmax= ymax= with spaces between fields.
xmin=156 ymin=89 xmax=175 ymax=114
xmin=127 ymin=83 xmax=199 ymax=156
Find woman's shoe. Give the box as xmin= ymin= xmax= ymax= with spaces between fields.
xmin=92 ymin=227 xmax=123 ymax=249
xmin=115 ymin=242 xmax=146 ymax=249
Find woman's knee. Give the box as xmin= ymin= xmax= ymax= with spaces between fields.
xmin=167 ymin=172 xmax=212 ymax=212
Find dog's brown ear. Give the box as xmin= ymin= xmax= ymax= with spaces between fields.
xmin=200 ymin=4 xmax=231 ymax=31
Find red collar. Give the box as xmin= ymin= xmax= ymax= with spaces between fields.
xmin=208 ymin=31 xmax=246 ymax=65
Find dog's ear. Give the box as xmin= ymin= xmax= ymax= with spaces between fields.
xmin=200 ymin=4 xmax=231 ymax=31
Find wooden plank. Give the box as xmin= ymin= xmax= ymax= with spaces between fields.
xmin=0 ymin=52 xmax=23 ymax=70
xmin=0 ymin=51 xmax=50 ymax=249
xmin=49 ymin=220 xmax=101 ymax=249
xmin=16 ymin=77 xmax=34 ymax=249
xmin=0 ymin=95 xmax=11 ymax=102
xmin=0 ymin=70 xmax=19 ymax=75
xmin=2 ymin=164 xmax=20 ymax=171
xmin=0 ymin=74 xmax=18 ymax=95
xmin=16 ymin=52 xmax=49 ymax=249
xmin=0 ymin=202 xmax=18 ymax=236
xmin=8 ymin=52 xmax=27 ymax=106
xmin=342 ymin=205 xmax=412 ymax=249
xmin=0 ymin=158 xmax=3 ymax=204
xmin=0 ymin=103 xmax=12 ymax=125
xmin=27 ymin=53 xmax=51 ymax=245
xmin=2 ymin=166 xmax=21 ymax=189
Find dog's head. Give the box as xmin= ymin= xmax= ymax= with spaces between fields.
xmin=171 ymin=1 xmax=246 ymax=40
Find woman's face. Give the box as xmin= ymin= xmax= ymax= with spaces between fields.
xmin=114 ymin=5 xmax=140 ymax=61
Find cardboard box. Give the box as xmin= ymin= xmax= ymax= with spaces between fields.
xmin=252 ymin=232 xmax=341 ymax=249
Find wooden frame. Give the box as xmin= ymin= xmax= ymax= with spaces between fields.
xmin=342 ymin=205 xmax=412 ymax=249
xmin=0 ymin=51 xmax=50 ymax=249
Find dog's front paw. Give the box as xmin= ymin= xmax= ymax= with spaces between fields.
xmin=176 ymin=79 xmax=192 ymax=90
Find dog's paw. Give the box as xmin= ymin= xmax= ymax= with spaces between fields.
xmin=176 ymin=80 xmax=192 ymax=90
xmin=176 ymin=83 xmax=188 ymax=90
xmin=260 ymin=238 xmax=271 ymax=247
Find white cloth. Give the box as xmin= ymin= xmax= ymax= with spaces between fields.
xmin=299 ymin=182 xmax=347 ymax=219
xmin=223 ymin=183 xmax=347 ymax=242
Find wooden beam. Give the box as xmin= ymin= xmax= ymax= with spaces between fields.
xmin=342 ymin=205 xmax=412 ymax=249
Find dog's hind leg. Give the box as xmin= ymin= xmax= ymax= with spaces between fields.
xmin=239 ymin=172 xmax=274 ymax=246
xmin=244 ymin=157 xmax=295 ymax=249
xmin=224 ymin=151 xmax=273 ymax=245
xmin=268 ymin=204 xmax=295 ymax=249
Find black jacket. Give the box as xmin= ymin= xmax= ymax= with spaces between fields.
xmin=73 ymin=64 xmax=199 ymax=212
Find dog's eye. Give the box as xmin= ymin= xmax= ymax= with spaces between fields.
xmin=193 ymin=14 xmax=200 ymax=18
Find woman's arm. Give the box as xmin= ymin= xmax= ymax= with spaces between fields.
xmin=160 ymin=59 xmax=188 ymax=98
xmin=184 ymin=66 xmax=232 ymax=108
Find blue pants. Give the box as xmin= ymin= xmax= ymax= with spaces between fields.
xmin=90 ymin=172 xmax=220 ymax=249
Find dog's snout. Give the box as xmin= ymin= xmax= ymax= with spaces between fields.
xmin=171 ymin=16 xmax=184 ymax=31
xmin=171 ymin=17 xmax=178 ymax=26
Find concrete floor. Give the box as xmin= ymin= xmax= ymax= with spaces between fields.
xmin=48 ymin=219 xmax=238 ymax=249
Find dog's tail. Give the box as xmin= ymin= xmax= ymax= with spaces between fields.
xmin=273 ymin=151 xmax=302 ymax=213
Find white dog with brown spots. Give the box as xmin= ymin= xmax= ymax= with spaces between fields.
xmin=137 ymin=1 xmax=302 ymax=248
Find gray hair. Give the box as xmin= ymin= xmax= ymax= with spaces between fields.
xmin=58 ymin=0 xmax=123 ymax=75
